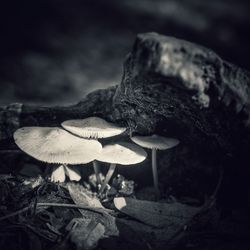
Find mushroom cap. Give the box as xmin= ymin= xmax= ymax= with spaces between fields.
xmin=61 ymin=117 xmax=126 ymax=139
xmin=96 ymin=142 xmax=147 ymax=165
xmin=131 ymin=134 xmax=179 ymax=150
xmin=14 ymin=127 xmax=102 ymax=164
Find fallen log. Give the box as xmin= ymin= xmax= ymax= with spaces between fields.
xmin=1 ymin=32 xmax=250 ymax=198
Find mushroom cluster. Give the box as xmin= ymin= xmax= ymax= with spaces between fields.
xmin=61 ymin=117 xmax=126 ymax=186
xmin=61 ymin=117 xmax=147 ymax=195
xmin=13 ymin=116 xmax=179 ymax=199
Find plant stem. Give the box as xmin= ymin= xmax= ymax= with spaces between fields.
xmin=93 ymin=160 xmax=102 ymax=186
xmin=98 ymin=163 xmax=116 ymax=195
xmin=152 ymin=149 xmax=160 ymax=199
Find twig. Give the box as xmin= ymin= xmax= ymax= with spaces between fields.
xmin=201 ymin=166 xmax=224 ymax=211
xmin=0 ymin=207 xmax=30 ymax=222
xmin=211 ymin=166 xmax=224 ymax=198
xmin=165 ymin=166 xmax=224 ymax=246
xmin=37 ymin=203 xmax=112 ymax=216
xmin=0 ymin=202 xmax=113 ymax=222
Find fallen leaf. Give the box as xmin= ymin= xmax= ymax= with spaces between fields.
xmin=67 ymin=183 xmax=104 ymax=210
xmin=66 ymin=183 xmax=120 ymax=243
xmin=66 ymin=218 xmax=106 ymax=250
xmin=114 ymin=197 xmax=200 ymax=228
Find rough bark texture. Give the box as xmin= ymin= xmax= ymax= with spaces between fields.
xmin=113 ymin=33 xmax=250 ymax=152
xmin=1 ymin=32 xmax=250 ymax=198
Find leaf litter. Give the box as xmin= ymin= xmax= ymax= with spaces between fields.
xmin=0 ymin=170 xmax=230 ymax=250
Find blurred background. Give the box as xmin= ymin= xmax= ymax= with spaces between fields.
xmin=0 ymin=0 xmax=249 ymax=106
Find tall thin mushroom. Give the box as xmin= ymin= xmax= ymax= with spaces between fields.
xmin=14 ymin=127 xmax=102 ymax=182
xmin=131 ymin=135 xmax=179 ymax=198
xmin=61 ymin=117 xmax=126 ymax=186
xmin=96 ymin=142 xmax=147 ymax=195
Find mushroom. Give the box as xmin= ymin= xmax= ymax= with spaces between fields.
xmin=61 ymin=117 xmax=126 ymax=186
xmin=14 ymin=127 xmax=102 ymax=182
xmin=95 ymin=142 xmax=147 ymax=195
xmin=131 ymin=134 xmax=179 ymax=198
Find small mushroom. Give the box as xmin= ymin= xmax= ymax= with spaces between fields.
xmin=14 ymin=127 xmax=102 ymax=182
xmin=61 ymin=117 xmax=126 ymax=186
xmin=131 ymin=134 xmax=179 ymax=198
xmin=96 ymin=142 xmax=147 ymax=195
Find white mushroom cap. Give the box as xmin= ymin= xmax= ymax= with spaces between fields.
xmin=96 ymin=142 xmax=147 ymax=165
xmin=61 ymin=117 xmax=126 ymax=139
xmin=14 ymin=127 xmax=102 ymax=164
xmin=131 ymin=134 xmax=179 ymax=150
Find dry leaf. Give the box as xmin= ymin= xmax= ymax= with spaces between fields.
xmin=66 ymin=218 xmax=106 ymax=250
xmin=67 ymin=183 xmax=104 ymax=209
xmin=114 ymin=197 xmax=200 ymax=228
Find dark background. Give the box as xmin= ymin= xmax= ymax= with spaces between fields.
xmin=0 ymin=0 xmax=250 ymax=106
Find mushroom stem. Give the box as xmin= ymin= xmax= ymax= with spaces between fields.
xmin=51 ymin=165 xmax=66 ymax=183
xmin=152 ymin=148 xmax=160 ymax=198
xmin=93 ymin=160 xmax=102 ymax=186
xmin=98 ymin=163 xmax=116 ymax=195
xmin=63 ymin=164 xmax=81 ymax=181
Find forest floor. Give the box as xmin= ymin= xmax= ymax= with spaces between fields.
xmin=0 ymin=163 xmax=249 ymax=250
